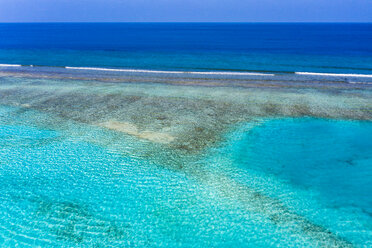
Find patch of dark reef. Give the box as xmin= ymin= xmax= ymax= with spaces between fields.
xmin=0 ymin=76 xmax=371 ymax=155
xmin=35 ymin=199 xmax=131 ymax=245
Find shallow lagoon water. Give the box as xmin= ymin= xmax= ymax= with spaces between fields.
xmin=0 ymin=100 xmax=372 ymax=246
xmin=219 ymin=118 xmax=372 ymax=245
xmin=235 ymin=118 xmax=372 ymax=213
xmin=0 ymin=64 xmax=371 ymax=247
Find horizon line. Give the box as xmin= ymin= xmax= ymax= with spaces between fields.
xmin=0 ymin=21 xmax=372 ymax=24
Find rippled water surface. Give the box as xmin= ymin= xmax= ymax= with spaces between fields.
xmin=1 ymin=102 xmax=371 ymax=247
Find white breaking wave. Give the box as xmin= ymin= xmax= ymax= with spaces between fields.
xmin=295 ymin=72 xmax=372 ymax=78
xmin=3 ymin=64 xmax=371 ymax=80
xmin=65 ymin=66 xmax=275 ymax=76
xmin=0 ymin=64 xmax=22 ymax=67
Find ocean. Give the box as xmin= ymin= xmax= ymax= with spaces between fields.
xmin=0 ymin=23 xmax=372 ymax=74
xmin=0 ymin=23 xmax=371 ymax=247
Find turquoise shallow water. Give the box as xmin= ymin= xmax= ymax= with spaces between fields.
xmin=0 ymin=106 xmax=372 ymax=247
xmin=235 ymin=118 xmax=372 ymax=213
xmin=216 ymin=118 xmax=372 ymax=245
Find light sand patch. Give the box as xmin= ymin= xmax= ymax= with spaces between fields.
xmin=13 ymin=103 xmax=31 ymax=108
xmin=98 ymin=120 xmax=175 ymax=144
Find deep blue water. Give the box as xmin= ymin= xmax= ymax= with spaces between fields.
xmin=0 ymin=23 xmax=372 ymax=74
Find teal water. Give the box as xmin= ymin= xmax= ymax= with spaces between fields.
xmin=1 ymin=105 xmax=371 ymax=247
xmin=235 ymin=118 xmax=372 ymax=213
xmin=219 ymin=119 xmax=372 ymax=245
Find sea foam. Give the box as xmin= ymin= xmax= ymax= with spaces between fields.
xmin=296 ymin=72 xmax=372 ymax=78
xmin=65 ymin=66 xmax=275 ymax=76
xmin=0 ymin=64 xmax=22 ymax=67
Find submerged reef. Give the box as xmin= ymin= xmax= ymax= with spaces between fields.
xmin=35 ymin=199 xmax=131 ymax=245
xmin=0 ymin=73 xmax=371 ymax=155
xmin=0 ymin=71 xmax=371 ymax=246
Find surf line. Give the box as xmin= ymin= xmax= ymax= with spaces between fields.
xmin=296 ymin=72 xmax=372 ymax=78
xmin=0 ymin=64 xmax=22 ymax=67
xmin=65 ymin=66 xmax=275 ymax=76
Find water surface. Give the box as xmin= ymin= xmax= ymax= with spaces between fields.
xmin=0 ymin=23 xmax=372 ymax=247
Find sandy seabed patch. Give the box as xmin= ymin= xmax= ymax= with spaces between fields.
xmin=98 ymin=120 xmax=175 ymax=144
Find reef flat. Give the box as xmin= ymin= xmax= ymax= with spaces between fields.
xmin=0 ymin=69 xmax=371 ymax=247
xmin=0 ymin=69 xmax=371 ymax=155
